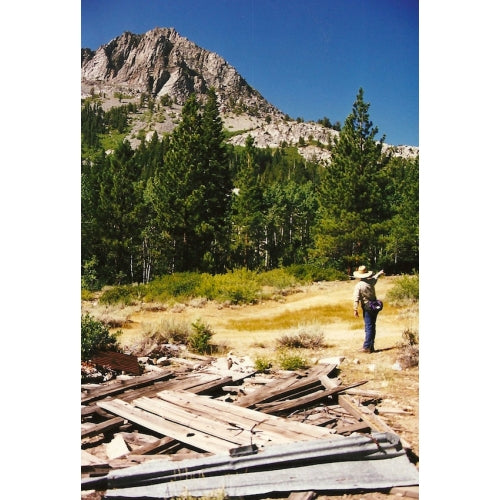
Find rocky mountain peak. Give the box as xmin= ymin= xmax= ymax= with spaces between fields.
xmin=81 ymin=27 xmax=280 ymax=117
xmin=81 ymin=28 xmax=418 ymax=159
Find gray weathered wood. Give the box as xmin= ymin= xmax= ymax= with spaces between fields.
xmin=81 ymin=416 xmax=125 ymax=439
xmin=81 ymin=370 xmax=175 ymax=404
xmin=257 ymin=381 xmax=368 ymax=414
xmin=97 ymin=398 xmax=236 ymax=454
xmin=156 ymin=389 xmax=338 ymax=442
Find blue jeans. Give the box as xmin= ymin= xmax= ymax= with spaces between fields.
xmin=363 ymin=308 xmax=379 ymax=351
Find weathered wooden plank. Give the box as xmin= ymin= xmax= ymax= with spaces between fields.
xmin=338 ymin=395 xmax=411 ymax=448
xmin=120 ymin=372 xmax=221 ymax=403
xmin=132 ymin=397 xmax=247 ymax=446
xmin=156 ymin=389 xmax=338 ymax=442
xmin=131 ymin=436 xmax=179 ymax=456
xmin=318 ymin=375 xmax=341 ymax=390
xmin=118 ymin=379 xmax=187 ymax=403
xmin=135 ymin=395 xmax=294 ymax=448
xmin=81 ymin=405 xmax=98 ymax=417
xmin=81 ymin=369 xmax=175 ymax=404
xmin=106 ymin=434 xmax=130 ymax=459
xmin=117 ymin=372 xmax=242 ymax=404
xmin=185 ymin=375 xmax=235 ymax=394
xmin=97 ymin=398 xmax=236 ymax=454
xmin=81 ymin=416 xmax=125 ymax=439
xmin=344 ymin=388 xmax=384 ymax=398
xmin=337 ymin=395 xmax=365 ymax=421
xmin=236 ymin=365 xmax=334 ymax=408
xmin=81 ymin=449 xmax=109 ymax=468
xmin=335 ymin=421 xmax=372 ymax=435
xmin=134 ymin=396 xmax=310 ymax=447
xmin=257 ymin=381 xmax=368 ymax=414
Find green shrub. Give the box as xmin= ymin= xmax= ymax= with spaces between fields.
xmin=81 ymin=313 xmax=120 ymax=361
xmin=198 ymin=269 xmax=260 ymax=304
xmin=276 ymin=330 xmax=325 ymax=349
xmin=144 ymin=272 xmax=202 ymax=302
xmin=99 ymin=285 xmax=136 ymax=305
xmin=81 ymin=289 xmax=95 ymax=301
xmin=257 ymin=268 xmax=297 ymax=289
xmin=387 ymin=274 xmax=419 ymax=302
xmin=188 ymin=319 xmax=214 ymax=354
xmin=254 ymin=356 xmax=272 ymax=372
xmin=285 ymin=263 xmax=347 ymax=283
xmin=142 ymin=318 xmax=191 ymax=344
xmin=81 ymin=256 xmax=101 ymax=291
xmin=276 ymin=350 xmax=309 ymax=370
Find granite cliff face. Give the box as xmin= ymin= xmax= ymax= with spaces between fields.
xmin=81 ymin=28 xmax=418 ymax=159
xmin=81 ymin=27 xmax=279 ymax=117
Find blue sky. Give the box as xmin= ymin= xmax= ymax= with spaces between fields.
xmin=81 ymin=0 xmax=419 ymax=147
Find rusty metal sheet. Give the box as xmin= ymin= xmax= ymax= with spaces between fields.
xmin=92 ymin=351 xmax=141 ymax=375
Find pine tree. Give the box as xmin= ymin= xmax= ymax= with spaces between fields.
xmin=383 ymin=155 xmax=419 ymax=272
xmin=147 ymin=95 xmax=201 ymax=271
xmin=199 ymin=88 xmax=233 ymax=272
xmin=95 ymin=139 xmax=142 ymax=283
xmin=230 ymin=136 xmax=265 ymax=269
xmin=315 ymin=88 xmax=391 ymax=270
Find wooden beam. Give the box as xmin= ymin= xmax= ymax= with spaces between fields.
xmin=237 ymin=364 xmax=338 ymax=408
xmin=132 ymin=396 xmax=247 ymax=447
xmin=97 ymin=398 xmax=236 ymax=454
xmin=81 ymin=416 xmax=125 ymax=439
xmin=155 ymin=389 xmax=338 ymax=442
xmin=335 ymin=421 xmax=372 ymax=435
xmin=131 ymin=436 xmax=179 ymax=456
xmin=81 ymin=369 xmax=174 ymax=404
xmin=257 ymin=381 xmax=368 ymax=414
xmin=338 ymin=395 xmax=411 ymax=448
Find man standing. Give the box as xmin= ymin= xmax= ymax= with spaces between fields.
xmin=353 ymin=265 xmax=384 ymax=353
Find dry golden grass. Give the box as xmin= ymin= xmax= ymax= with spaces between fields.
xmin=224 ymin=303 xmax=356 ymax=331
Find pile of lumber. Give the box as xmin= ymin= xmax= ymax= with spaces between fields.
xmin=81 ymin=357 xmax=418 ymax=498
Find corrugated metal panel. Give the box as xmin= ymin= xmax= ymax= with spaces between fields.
xmin=105 ymin=455 xmax=418 ymax=498
xmin=92 ymin=351 xmax=141 ymax=375
xmin=91 ymin=433 xmax=418 ymax=498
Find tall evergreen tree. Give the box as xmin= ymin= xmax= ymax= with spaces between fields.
xmin=95 ymin=139 xmax=142 ymax=283
xmin=147 ymin=95 xmax=204 ymax=272
xmin=230 ymin=136 xmax=265 ymax=269
xmin=382 ymin=155 xmax=419 ymax=272
xmin=81 ymin=100 xmax=105 ymax=150
xmin=199 ymin=88 xmax=233 ymax=272
xmin=81 ymin=148 xmax=107 ymax=286
xmin=314 ymin=88 xmax=391 ymax=271
xmin=147 ymin=93 xmax=231 ymax=273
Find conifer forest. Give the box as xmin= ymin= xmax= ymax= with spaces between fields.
xmin=81 ymin=88 xmax=418 ymax=288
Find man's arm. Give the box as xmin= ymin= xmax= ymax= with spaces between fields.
xmin=353 ymin=283 xmax=361 ymax=317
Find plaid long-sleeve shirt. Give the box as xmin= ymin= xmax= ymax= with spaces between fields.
xmin=353 ymin=276 xmax=379 ymax=310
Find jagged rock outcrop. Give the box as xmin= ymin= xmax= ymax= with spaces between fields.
xmin=81 ymin=27 xmax=280 ymax=117
xmin=81 ymin=27 xmax=418 ymax=159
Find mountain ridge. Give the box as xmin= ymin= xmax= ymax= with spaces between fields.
xmin=81 ymin=27 xmax=418 ymax=159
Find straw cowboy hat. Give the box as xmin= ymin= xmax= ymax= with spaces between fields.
xmin=353 ymin=265 xmax=373 ymax=278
